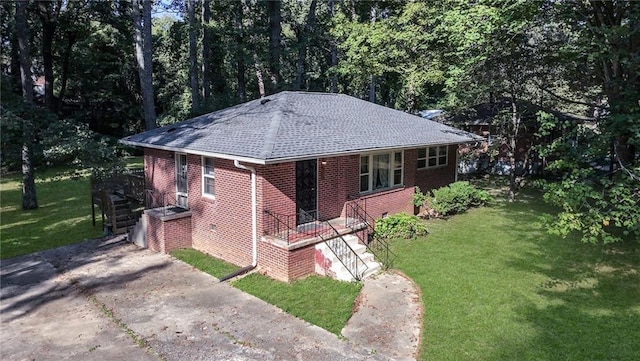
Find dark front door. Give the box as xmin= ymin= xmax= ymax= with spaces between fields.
xmin=296 ymin=159 xmax=317 ymax=225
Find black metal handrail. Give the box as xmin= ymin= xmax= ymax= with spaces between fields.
xmin=263 ymin=209 xmax=335 ymax=245
xmin=316 ymin=213 xmax=368 ymax=281
xmin=145 ymin=189 xmax=189 ymax=216
xmin=346 ymin=200 xmax=397 ymax=269
xmin=263 ymin=208 xmax=368 ymax=280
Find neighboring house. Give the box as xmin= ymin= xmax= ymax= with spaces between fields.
xmin=121 ymin=91 xmax=478 ymax=282
xmin=444 ymin=99 xmax=591 ymax=175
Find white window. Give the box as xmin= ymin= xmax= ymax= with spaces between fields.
xmin=359 ymin=151 xmax=403 ymax=193
xmin=202 ymin=157 xmax=215 ymax=198
xmin=417 ymin=145 xmax=448 ymax=169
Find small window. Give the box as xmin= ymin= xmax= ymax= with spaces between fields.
xmin=359 ymin=155 xmax=370 ymax=193
xmin=202 ymin=157 xmax=215 ymax=198
xmin=417 ymin=148 xmax=427 ymax=169
xmin=418 ymin=146 xmax=448 ymax=169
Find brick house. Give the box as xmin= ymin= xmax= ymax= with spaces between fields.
xmin=121 ymin=91 xmax=478 ymax=282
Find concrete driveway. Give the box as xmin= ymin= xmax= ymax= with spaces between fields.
xmin=1 ymin=236 xmax=397 ymax=361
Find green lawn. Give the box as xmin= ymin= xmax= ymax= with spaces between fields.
xmin=392 ymin=190 xmax=640 ymax=360
xmin=233 ymin=273 xmax=361 ymax=335
xmin=170 ymin=248 xmax=240 ymax=278
xmin=171 ymin=247 xmax=362 ymax=336
xmin=0 ymin=158 xmax=142 ymax=259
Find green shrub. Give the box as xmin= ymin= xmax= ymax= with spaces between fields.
xmin=427 ymin=181 xmax=491 ymax=216
xmin=375 ymin=213 xmax=428 ymax=239
xmin=413 ymin=186 xmax=429 ymax=207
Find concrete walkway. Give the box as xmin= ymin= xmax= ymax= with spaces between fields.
xmin=1 ymin=236 xmax=422 ymax=360
xmin=342 ymin=272 xmax=423 ymax=360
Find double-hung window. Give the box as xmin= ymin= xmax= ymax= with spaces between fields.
xmin=417 ymin=145 xmax=448 ymax=169
xmin=202 ymin=157 xmax=215 ymax=198
xmin=359 ymin=151 xmax=403 ymax=193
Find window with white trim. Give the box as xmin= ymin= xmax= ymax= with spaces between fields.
xmin=359 ymin=151 xmax=403 ymax=193
xmin=202 ymin=157 xmax=215 ymax=198
xmin=417 ymin=146 xmax=448 ymax=169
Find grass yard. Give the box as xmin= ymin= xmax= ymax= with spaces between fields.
xmin=392 ymin=190 xmax=640 ymax=360
xmin=171 ymin=248 xmax=362 ymax=336
xmin=170 ymin=248 xmax=240 ymax=278
xmin=0 ymin=158 xmax=143 ymax=259
xmin=233 ymin=273 xmax=361 ymax=335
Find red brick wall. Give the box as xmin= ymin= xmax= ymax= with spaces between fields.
xmin=144 ymin=149 xmax=175 ymax=195
xmin=315 ymin=147 xmax=457 ymax=220
xmin=163 ymin=216 xmax=192 ymax=252
xmin=144 ymin=149 xmax=254 ymax=266
xmin=288 ymin=245 xmax=315 ymax=280
xmin=257 ymin=241 xmax=315 ymax=282
xmin=189 ymin=156 xmax=253 ymax=267
xmin=318 ymin=156 xmax=354 ymax=219
xmin=258 ymin=162 xmax=296 ymax=221
xmin=414 ymin=145 xmax=458 ymax=192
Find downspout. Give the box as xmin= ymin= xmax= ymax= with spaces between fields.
xmin=234 ymin=160 xmax=258 ymax=267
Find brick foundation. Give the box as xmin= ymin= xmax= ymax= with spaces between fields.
xmin=145 ymin=210 xmax=192 ymax=253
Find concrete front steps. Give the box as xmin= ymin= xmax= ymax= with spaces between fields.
xmin=315 ymin=234 xmax=382 ymax=282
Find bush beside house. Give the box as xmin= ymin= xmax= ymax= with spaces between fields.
xmin=415 ymin=181 xmax=491 ymax=217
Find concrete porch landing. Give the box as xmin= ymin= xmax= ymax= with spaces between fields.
xmin=263 ymin=216 xmax=367 ymax=251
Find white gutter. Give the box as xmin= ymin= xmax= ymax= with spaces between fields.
xmin=234 ymin=160 xmax=258 ymax=267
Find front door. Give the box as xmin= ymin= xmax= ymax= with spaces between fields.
xmin=296 ymin=159 xmax=317 ymax=225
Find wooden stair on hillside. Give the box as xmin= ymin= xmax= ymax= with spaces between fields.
xmin=104 ymin=192 xmax=143 ymax=235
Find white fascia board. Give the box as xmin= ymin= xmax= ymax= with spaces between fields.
xmin=262 ymin=142 xmax=467 ymax=164
xmin=120 ymin=140 xmax=267 ymax=165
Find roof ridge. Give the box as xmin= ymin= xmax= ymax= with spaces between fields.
xmin=259 ymin=94 xmax=285 ymax=159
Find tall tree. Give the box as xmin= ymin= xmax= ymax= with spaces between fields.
xmin=235 ymin=0 xmax=247 ymax=101
xmin=187 ymin=0 xmax=200 ymax=111
xmin=36 ymin=0 xmax=62 ymax=113
xmin=538 ymin=0 xmax=640 ymax=244
xmin=132 ymin=0 xmax=156 ymax=130
xmin=329 ymin=0 xmax=339 ymax=93
xmin=201 ymin=0 xmax=211 ymax=103
xmin=267 ymin=0 xmax=282 ymax=92
xmin=293 ymin=0 xmax=317 ymax=90
xmin=15 ymin=0 xmax=38 ymax=210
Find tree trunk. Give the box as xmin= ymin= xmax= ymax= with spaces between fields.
xmin=16 ymin=0 xmax=38 ymax=210
xmin=329 ymin=0 xmax=338 ymax=93
xmin=187 ymin=0 xmax=200 ymax=112
xmin=132 ymin=0 xmax=156 ymax=130
xmin=588 ymin=1 xmax=638 ymax=167
xmin=267 ymin=0 xmax=282 ymax=92
xmin=368 ymin=6 xmax=376 ymax=102
xmin=294 ymin=0 xmax=317 ymax=91
xmin=37 ymin=0 xmax=61 ymax=113
xmin=508 ymin=92 xmax=521 ymax=203
xmin=201 ymin=0 xmax=211 ymax=103
xmin=254 ymin=54 xmax=266 ymax=98
xmin=369 ymin=76 xmax=375 ymax=102
xmin=57 ymin=31 xmax=77 ymax=113
xmin=235 ymin=1 xmax=246 ymax=102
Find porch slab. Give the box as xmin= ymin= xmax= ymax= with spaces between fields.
xmin=261 ymin=217 xmax=367 ymax=251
